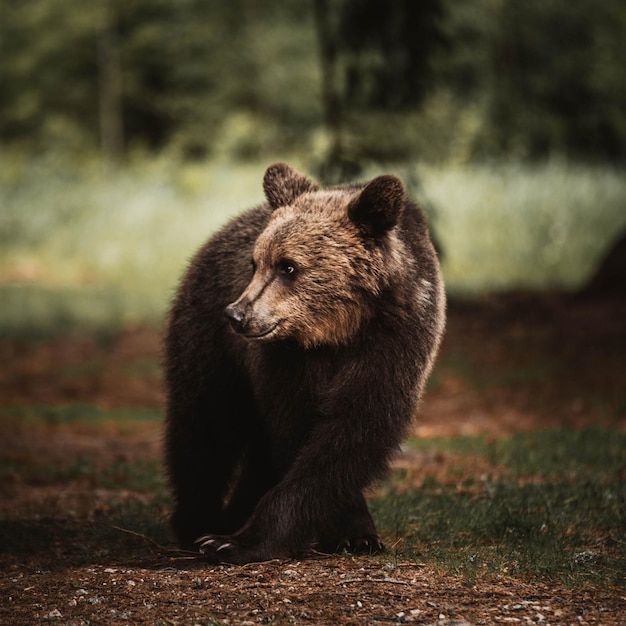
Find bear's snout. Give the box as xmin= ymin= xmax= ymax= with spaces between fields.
xmin=224 ymin=302 xmax=246 ymax=332
xmin=224 ymin=298 xmax=280 ymax=340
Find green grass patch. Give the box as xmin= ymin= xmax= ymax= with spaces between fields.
xmin=492 ymin=429 xmax=626 ymax=479
xmin=0 ymin=403 xmax=162 ymax=429
xmin=376 ymin=481 xmax=624 ymax=587
xmin=406 ymin=428 xmax=626 ymax=479
xmin=0 ymin=284 xmax=165 ymax=340
xmin=417 ymin=161 xmax=626 ymax=293
xmin=0 ymin=284 xmax=129 ymax=340
xmin=375 ymin=428 xmax=626 ymax=588
xmin=0 ymin=455 xmax=165 ymax=494
xmin=435 ymin=354 xmax=555 ymax=390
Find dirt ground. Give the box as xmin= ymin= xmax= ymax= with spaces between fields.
xmin=1 ymin=292 xmax=625 ymax=625
xmin=3 ymin=556 xmax=625 ymax=625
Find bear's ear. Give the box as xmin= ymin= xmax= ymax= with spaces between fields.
xmin=348 ymin=175 xmax=405 ymax=236
xmin=263 ymin=162 xmax=318 ymax=210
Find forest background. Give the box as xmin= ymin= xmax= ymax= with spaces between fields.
xmin=3 ymin=0 xmax=626 ymax=164
xmin=1 ymin=0 xmax=626 ymax=333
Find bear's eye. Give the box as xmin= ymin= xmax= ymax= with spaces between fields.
xmin=277 ymin=259 xmax=298 ymax=281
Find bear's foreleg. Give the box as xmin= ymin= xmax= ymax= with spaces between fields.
xmin=196 ymin=409 xmax=400 ymax=563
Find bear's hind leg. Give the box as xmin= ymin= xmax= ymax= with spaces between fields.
xmin=222 ymin=434 xmax=278 ymax=534
xmin=166 ymin=397 xmax=249 ymax=548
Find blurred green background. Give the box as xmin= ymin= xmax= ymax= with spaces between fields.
xmin=1 ymin=0 xmax=625 ymax=335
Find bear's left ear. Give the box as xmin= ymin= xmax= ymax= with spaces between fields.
xmin=348 ymin=175 xmax=405 ymax=236
xmin=263 ymin=162 xmax=318 ymax=210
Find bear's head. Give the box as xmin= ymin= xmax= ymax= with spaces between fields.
xmin=224 ymin=163 xmax=407 ymax=348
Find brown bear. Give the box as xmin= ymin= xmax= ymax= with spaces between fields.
xmin=164 ymin=162 xmax=445 ymax=564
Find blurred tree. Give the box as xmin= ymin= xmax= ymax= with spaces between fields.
xmin=339 ymin=0 xmax=445 ymax=111
xmin=98 ymin=0 xmax=124 ymax=160
xmin=1 ymin=0 xmax=625 ymax=163
xmin=0 ymin=0 xmax=321 ymax=159
xmin=484 ymin=0 xmax=626 ymax=161
xmin=313 ymin=0 xmax=352 ymax=182
xmin=0 ymin=0 xmax=103 ymax=150
xmin=313 ymin=0 xmax=446 ymax=180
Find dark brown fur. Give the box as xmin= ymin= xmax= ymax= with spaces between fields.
xmin=164 ymin=163 xmax=446 ymax=563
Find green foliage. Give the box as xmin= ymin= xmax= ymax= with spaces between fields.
xmin=0 ymin=0 xmax=103 ymax=149
xmin=374 ymin=428 xmax=626 ymax=587
xmin=1 ymin=0 xmax=624 ymax=162
xmin=0 ymin=284 xmax=139 ymax=339
xmin=0 ymin=0 xmax=321 ymax=158
xmin=0 ymin=156 xmax=268 ymax=336
xmin=486 ymin=0 xmax=626 ymax=161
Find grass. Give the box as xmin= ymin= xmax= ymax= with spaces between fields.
xmin=0 ymin=454 xmax=164 ymax=493
xmin=0 ymin=283 xmax=157 ymax=340
xmin=1 ymin=399 xmax=623 ymax=587
xmin=0 ymin=502 xmax=171 ymax=564
xmin=0 ymin=402 xmax=170 ymax=565
xmin=406 ymin=428 xmax=626 ymax=478
xmin=416 ymin=161 xmax=626 ymax=293
xmin=380 ymin=481 xmax=624 ymax=586
xmin=1 ymin=403 xmax=162 ymax=429
xmin=1 ymin=154 xmax=625 ymax=337
xmin=373 ymin=428 xmax=626 ymax=587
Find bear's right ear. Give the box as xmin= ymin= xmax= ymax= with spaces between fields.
xmin=263 ymin=162 xmax=318 ymax=210
xmin=348 ymin=175 xmax=405 ymax=237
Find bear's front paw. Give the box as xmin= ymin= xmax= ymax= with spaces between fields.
xmin=195 ymin=534 xmax=274 ymax=565
xmin=196 ymin=534 xmax=243 ymax=563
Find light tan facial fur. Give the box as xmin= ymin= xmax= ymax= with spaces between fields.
xmin=229 ymin=188 xmax=406 ymax=348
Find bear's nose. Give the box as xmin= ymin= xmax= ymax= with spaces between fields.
xmin=224 ymin=302 xmax=245 ymax=332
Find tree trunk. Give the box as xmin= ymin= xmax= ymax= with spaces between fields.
xmin=98 ymin=0 xmax=124 ymax=162
xmin=313 ymin=0 xmax=345 ymax=183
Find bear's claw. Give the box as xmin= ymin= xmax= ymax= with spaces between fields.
xmin=338 ymin=534 xmax=385 ymax=555
xmin=195 ymin=536 xmax=212 ymax=544
xmin=195 ymin=534 xmax=254 ymax=563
